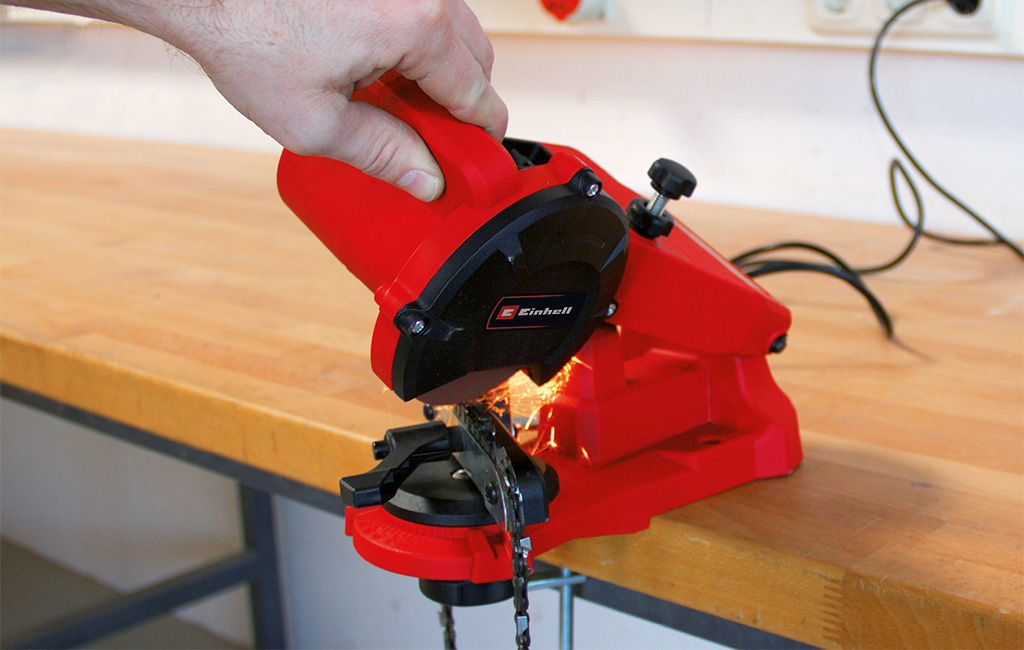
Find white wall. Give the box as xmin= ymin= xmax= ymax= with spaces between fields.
xmin=1 ymin=16 xmax=1021 ymax=649
xmin=491 ymin=37 xmax=1023 ymax=241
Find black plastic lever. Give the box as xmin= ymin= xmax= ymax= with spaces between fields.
xmin=339 ymin=421 xmax=459 ymax=508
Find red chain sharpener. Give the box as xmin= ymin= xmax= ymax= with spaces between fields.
xmin=277 ymin=72 xmax=801 ymax=604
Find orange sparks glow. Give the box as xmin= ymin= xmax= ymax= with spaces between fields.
xmin=529 ymin=425 xmax=559 ymax=455
xmin=473 ymin=356 xmax=585 ymax=448
xmin=545 ymin=427 xmax=558 ymax=449
xmin=512 ymin=355 xmax=585 ymax=430
xmin=478 ymin=381 xmax=511 ymax=416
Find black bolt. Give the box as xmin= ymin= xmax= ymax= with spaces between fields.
xmin=372 ymin=439 xmax=391 ymax=460
xmin=397 ymin=311 xmax=429 ymax=337
xmin=423 ymin=404 xmax=437 ymax=421
xmin=769 ymin=334 xmax=788 ymax=354
xmin=485 ymin=481 xmax=499 ymax=505
xmin=570 ymin=168 xmax=603 ymax=199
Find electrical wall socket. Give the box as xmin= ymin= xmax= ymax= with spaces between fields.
xmin=808 ymin=0 xmax=1000 ymax=38
xmin=463 ymin=0 xmax=1020 ymax=56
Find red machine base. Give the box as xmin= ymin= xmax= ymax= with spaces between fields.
xmin=347 ymin=321 xmax=801 ymax=584
xmin=347 ymin=416 xmax=799 ymax=582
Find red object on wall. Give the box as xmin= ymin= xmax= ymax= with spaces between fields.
xmin=278 ymin=71 xmax=802 ymax=585
xmin=540 ymin=0 xmax=582 ymax=21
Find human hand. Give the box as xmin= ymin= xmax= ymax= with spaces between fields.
xmin=181 ymin=0 xmax=508 ymax=201
xmin=8 ymin=0 xmax=508 ymax=201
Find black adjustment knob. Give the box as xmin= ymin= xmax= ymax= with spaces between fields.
xmin=948 ymin=0 xmax=979 ymax=14
xmin=628 ymin=158 xmax=697 ymax=239
xmin=648 ymin=158 xmax=697 ymax=201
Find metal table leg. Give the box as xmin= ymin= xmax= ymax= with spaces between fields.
xmin=240 ymin=486 xmax=286 ymax=649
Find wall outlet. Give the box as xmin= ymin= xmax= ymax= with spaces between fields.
xmin=808 ymin=0 xmax=1000 ymax=38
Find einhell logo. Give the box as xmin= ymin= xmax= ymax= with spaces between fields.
xmin=487 ymin=293 xmax=586 ymax=330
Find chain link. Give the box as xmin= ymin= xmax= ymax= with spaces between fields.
xmin=502 ymin=450 xmax=532 ymax=650
xmin=454 ymin=403 xmax=533 ymax=650
xmin=439 ymin=605 xmax=456 ymax=650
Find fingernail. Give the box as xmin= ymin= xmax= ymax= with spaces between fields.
xmin=397 ymin=170 xmax=443 ymax=202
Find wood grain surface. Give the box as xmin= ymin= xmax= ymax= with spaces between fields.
xmin=2 ymin=129 xmax=1021 ymax=649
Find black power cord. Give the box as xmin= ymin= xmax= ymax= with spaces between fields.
xmin=869 ymin=0 xmax=1023 ymax=257
xmin=730 ymin=0 xmax=1022 ymax=339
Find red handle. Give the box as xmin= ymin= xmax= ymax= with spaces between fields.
xmin=278 ymin=72 xmax=520 ymax=292
xmin=358 ymin=71 xmax=519 ymax=210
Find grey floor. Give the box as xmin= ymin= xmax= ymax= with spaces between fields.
xmin=0 ymin=539 xmax=245 ymax=649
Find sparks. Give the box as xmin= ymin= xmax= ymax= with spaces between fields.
xmin=530 ymin=425 xmax=558 ymax=455
xmin=514 ymin=356 xmax=585 ymax=429
xmin=478 ymin=379 xmax=511 ymax=417
xmin=473 ymin=356 xmax=584 ymax=448
xmin=579 ymin=445 xmax=591 ymax=465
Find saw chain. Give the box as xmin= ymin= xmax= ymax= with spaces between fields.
xmin=452 ymin=402 xmax=533 ymax=650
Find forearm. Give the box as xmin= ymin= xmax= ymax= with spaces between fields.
xmin=4 ymin=1 xmax=209 ymax=53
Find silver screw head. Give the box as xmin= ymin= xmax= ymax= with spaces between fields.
xmin=584 ymin=182 xmax=601 ymax=198
xmin=408 ymin=318 xmax=427 ymax=335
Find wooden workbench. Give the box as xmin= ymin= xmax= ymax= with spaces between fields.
xmin=2 ymin=129 xmax=1021 ymax=649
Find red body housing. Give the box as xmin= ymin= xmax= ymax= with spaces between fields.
xmin=278 ymin=73 xmax=802 ymax=584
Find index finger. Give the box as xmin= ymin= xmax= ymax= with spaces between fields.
xmin=395 ymin=3 xmax=508 ymax=141
xmin=445 ymin=0 xmax=496 ymax=79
